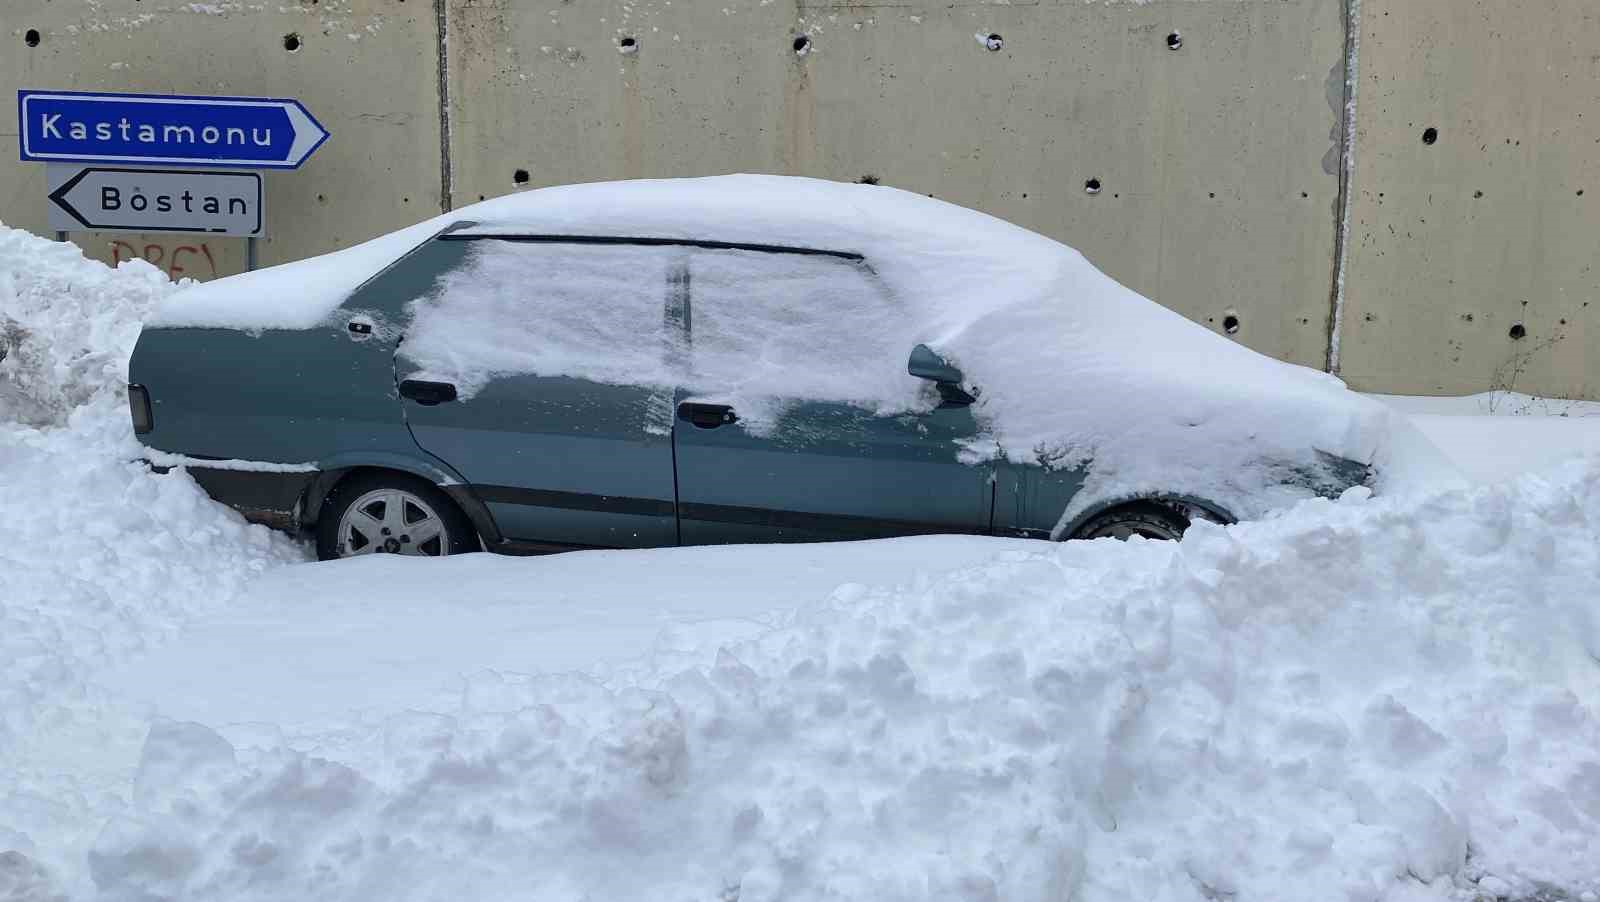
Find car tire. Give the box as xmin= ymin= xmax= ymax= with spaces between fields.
xmin=316 ymin=471 xmax=479 ymax=561
xmin=1072 ymin=500 xmax=1191 ymax=542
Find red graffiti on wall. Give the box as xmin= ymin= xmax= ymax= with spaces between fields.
xmin=110 ymin=240 xmax=219 ymax=280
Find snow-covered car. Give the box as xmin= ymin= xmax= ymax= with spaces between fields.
xmin=129 ymin=176 xmax=1389 ymax=560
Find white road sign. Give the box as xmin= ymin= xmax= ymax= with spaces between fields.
xmin=46 ymin=165 xmax=264 ymax=237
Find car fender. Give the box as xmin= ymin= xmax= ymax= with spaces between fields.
xmin=1055 ymin=493 xmax=1236 ymax=541
xmin=305 ymin=450 xmax=503 ymax=545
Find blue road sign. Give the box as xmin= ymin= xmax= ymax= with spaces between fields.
xmin=17 ymin=90 xmax=329 ymax=169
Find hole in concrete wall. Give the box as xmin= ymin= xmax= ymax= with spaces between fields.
xmin=1462 ymin=313 xmax=1474 ymax=322
xmin=1167 ymin=31 xmax=1182 ymax=50
xmin=982 ymin=33 xmax=1003 ymax=51
xmin=283 ymin=33 xmax=302 ymax=52
xmin=618 ymin=36 xmax=638 ymax=54
xmin=512 ymin=169 xmax=530 ymax=185
xmin=1508 ymin=323 xmax=1526 ymax=340
xmin=1301 ymin=191 xmax=1309 ymax=198
xmin=24 ymin=29 xmax=40 ymax=46
xmin=1421 ymin=127 xmax=1438 ymax=145
xmin=1578 ymin=189 xmax=1586 ymax=197
xmin=857 ymin=175 xmax=880 ymax=185
xmin=1222 ymin=314 xmax=1240 ymax=335
xmin=792 ymin=35 xmax=811 ymax=55
xmin=1208 ymin=192 xmax=1215 ymax=199
xmin=1084 ymin=178 xmax=1102 ymax=195
xmin=1473 ymin=189 xmax=1483 ymax=198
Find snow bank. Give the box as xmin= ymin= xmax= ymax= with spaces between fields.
xmin=0 ymin=225 xmax=308 ymax=894
xmin=1370 ymin=393 xmax=1600 ymax=484
xmin=98 ymin=536 xmax=1048 ymax=728
xmin=152 ymin=176 xmax=1438 ymax=526
xmin=0 ymin=224 xmax=176 ymax=425
xmin=86 ymin=465 xmax=1600 ymax=902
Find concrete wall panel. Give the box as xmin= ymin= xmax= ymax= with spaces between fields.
xmin=1 ymin=0 xmax=441 ymax=278
xmin=16 ymin=0 xmax=1595 ymax=400
xmin=1340 ymin=0 xmax=1600 ymax=398
xmin=448 ymin=0 xmax=1346 ymax=369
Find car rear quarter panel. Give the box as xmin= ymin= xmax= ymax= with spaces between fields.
xmin=131 ymin=325 xmax=413 ymax=464
xmin=128 ymin=231 xmax=468 ymax=471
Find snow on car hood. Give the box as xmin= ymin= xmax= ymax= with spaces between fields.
xmin=149 ymin=176 xmax=1449 ymax=522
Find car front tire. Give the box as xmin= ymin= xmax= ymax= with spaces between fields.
xmin=316 ymin=471 xmax=479 ymax=561
xmin=1072 ymin=500 xmax=1191 ymax=542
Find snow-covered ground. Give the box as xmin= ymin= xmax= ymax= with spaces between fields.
xmin=1372 ymin=393 xmax=1600 ymax=485
xmin=3 ymin=226 xmax=1600 ymax=901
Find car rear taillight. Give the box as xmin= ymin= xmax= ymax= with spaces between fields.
xmin=128 ymin=384 xmax=153 ymax=434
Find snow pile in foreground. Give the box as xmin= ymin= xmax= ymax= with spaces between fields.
xmin=84 ymin=468 xmax=1600 ymax=902
xmin=0 ymin=225 xmax=177 ymax=425
xmin=0 ymin=225 xmax=308 ymax=893
xmin=0 ymin=400 xmax=306 ymax=829
xmin=150 ymin=176 xmax=1439 ymax=528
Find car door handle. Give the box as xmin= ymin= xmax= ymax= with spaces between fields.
xmin=399 ymin=379 xmax=458 ymax=406
xmin=677 ymin=402 xmax=737 ymax=429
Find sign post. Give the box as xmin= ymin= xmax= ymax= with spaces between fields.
xmin=18 ymin=89 xmax=328 ymax=270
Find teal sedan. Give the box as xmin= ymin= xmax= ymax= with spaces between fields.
xmin=130 ymin=178 xmax=1374 ymax=560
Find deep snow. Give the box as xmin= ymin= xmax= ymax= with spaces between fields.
xmin=2 ymin=224 xmax=1599 ymax=902
xmin=1373 ymin=393 xmax=1600 ymax=485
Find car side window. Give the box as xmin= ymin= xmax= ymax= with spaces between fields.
xmin=400 ymin=239 xmax=681 ymax=396
xmin=686 ymin=248 xmax=913 ymax=407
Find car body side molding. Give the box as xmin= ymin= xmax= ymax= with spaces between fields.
xmin=472 ymin=484 xmax=678 ymax=519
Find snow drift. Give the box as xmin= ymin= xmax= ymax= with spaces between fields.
xmin=147 ymin=175 xmax=1446 ymax=529
xmin=0 ymin=225 xmax=307 ymax=896
xmin=0 ymin=225 xmax=175 ymax=425
xmin=83 ymin=467 xmax=1600 ymax=902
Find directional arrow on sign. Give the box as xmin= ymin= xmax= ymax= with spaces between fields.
xmin=18 ymin=90 xmax=329 ymax=170
xmin=46 ymin=166 xmax=264 ymax=237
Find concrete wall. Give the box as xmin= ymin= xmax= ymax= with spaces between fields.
xmin=1 ymin=0 xmax=441 ymax=277
xmin=1338 ymin=0 xmax=1600 ymax=399
xmin=447 ymin=0 xmax=1344 ymax=369
xmin=2 ymin=0 xmax=1596 ymax=398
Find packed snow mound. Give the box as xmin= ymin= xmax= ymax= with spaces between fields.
xmin=0 ymin=397 xmax=307 ymax=753
xmin=0 ymin=225 xmax=308 ymax=896
xmin=0 ymin=224 xmax=178 ymax=425
xmin=85 ymin=464 xmax=1600 ymax=902
xmin=149 ymin=176 xmax=1446 ymax=525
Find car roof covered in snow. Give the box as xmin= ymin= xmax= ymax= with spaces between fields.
xmin=152 ymin=175 xmax=1061 ymax=331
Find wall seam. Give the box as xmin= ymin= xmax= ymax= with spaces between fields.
xmin=1325 ymin=0 xmax=1362 ymax=375
xmin=435 ymin=0 xmax=454 ymax=213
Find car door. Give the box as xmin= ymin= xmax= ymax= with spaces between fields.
xmin=395 ymin=237 xmax=683 ymax=549
xmin=671 ymin=246 xmax=994 ymax=544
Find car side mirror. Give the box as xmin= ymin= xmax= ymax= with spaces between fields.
xmin=907 ymin=344 xmax=974 ymax=406
xmin=908 ymin=344 xmax=963 ymax=383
